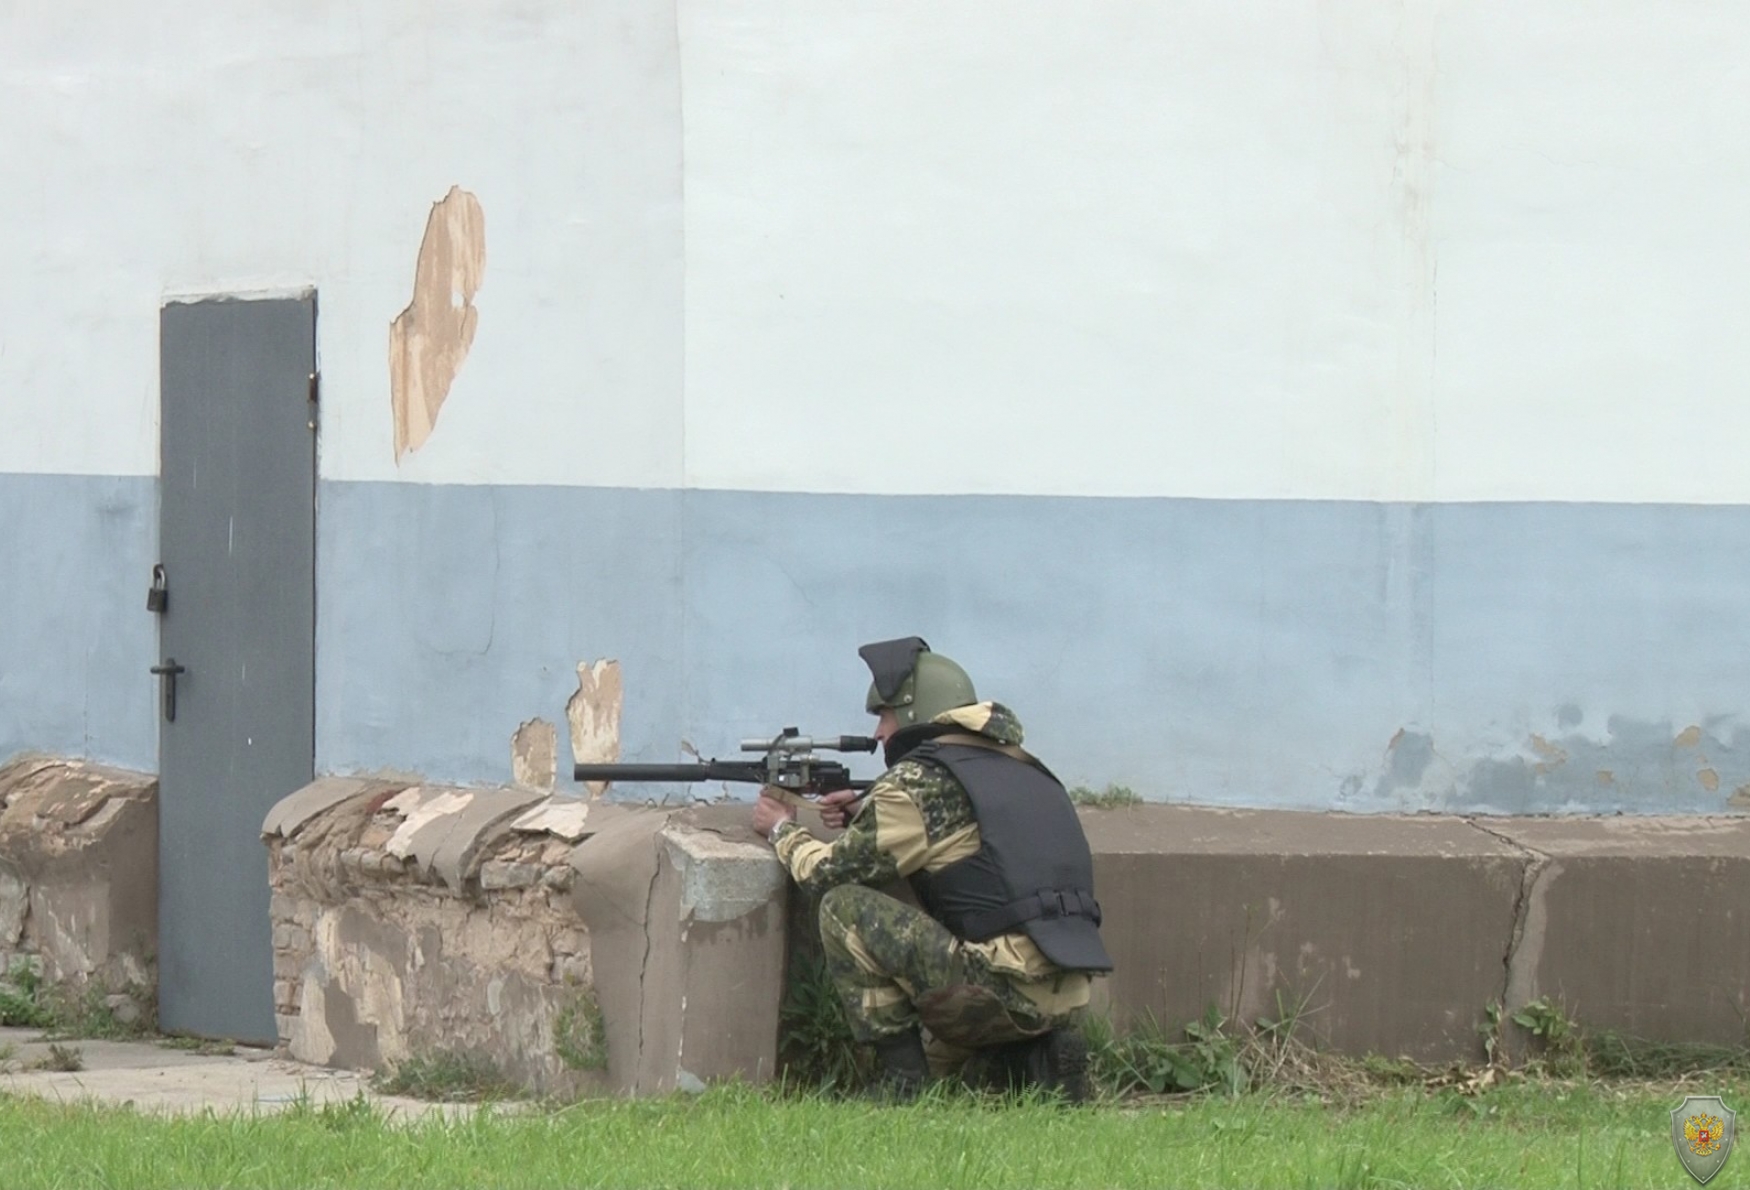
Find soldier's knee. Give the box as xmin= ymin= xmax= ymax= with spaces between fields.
xmin=817 ymin=884 xmax=889 ymax=946
xmin=817 ymin=883 xmax=865 ymax=938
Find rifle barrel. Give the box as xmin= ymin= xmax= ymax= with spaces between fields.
xmin=572 ymin=763 xmax=728 ymax=783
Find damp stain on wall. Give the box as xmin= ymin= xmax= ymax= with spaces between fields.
xmin=390 ymin=185 xmax=487 ymax=461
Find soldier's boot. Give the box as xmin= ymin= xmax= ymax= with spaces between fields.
xmin=1007 ymin=1028 xmax=1091 ymax=1104
xmin=865 ymin=1028 xmax=929 ymax=1103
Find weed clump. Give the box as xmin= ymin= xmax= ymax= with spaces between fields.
xmin=284 ymin=1088 xmax=384 ymax=1131
xmin=778 ymin=951 xmax=872 ymax=1094
xmin=1085 ymin=1006 xmax=1249 ymax=1096
xmin=372 ymin=1050 xmax=520 ymax=1103
xmin=158 ymin=1036 xmax=237 ymax=1056
xmin=553 ymin=986 xmax=608 ymax=1072
xmin=32 ymin=1043 xmax=84 ymax=1072
xmin=1066 ymin=784 xmax=1143 ymax=809
xmin=0 ymin=962 xmax=53 ymax=1029
xmin=1497 ymin=995 xmax=1750 ymax=1081
xmin=0 ymin=959 xmax=154 ymax=1039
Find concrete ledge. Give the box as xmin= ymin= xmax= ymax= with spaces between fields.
xmin=569 ymin=804 xmax=786 ymax=1095
xmin=1489 ymin=817 xmax=1750 ymax=1050
xmin=0 ymin=754 xmax=157 ymax=992
xmin=259 ymin=786 xmax=1750 ymax=1090
xmin=1082 ymin=807 xmax=1750 ymax=1062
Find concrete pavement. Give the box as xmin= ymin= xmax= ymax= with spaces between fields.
xmin=0 ymin=1026 xmax=489 ymax=1119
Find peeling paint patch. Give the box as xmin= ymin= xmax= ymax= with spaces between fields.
xmin=1450 ymin=715 xmax=1750 ymax=814
xmin=295 ymin=972 xmax=339 ymax=1066
xmin=568 ymin=660 xmax=624 ymax=799
xmin=512 ymin=719 xmax=558 ymax=792
xmin=389 ymin=185 xmax=486 ymax=461
xmin=1384 ymin=729 xmax=1436 ymax=788
xmin=0 ymin=862 xmax=25 ymax=946
xmin=1529 ymin=734 xmax=1568 ymax=774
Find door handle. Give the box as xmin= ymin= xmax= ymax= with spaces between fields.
xmin=150 ymin=659 xmax=187 ymax=722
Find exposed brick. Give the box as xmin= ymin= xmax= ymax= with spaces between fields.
xmin=273 ymin=923 xmax=311 ymax=953
xmin=480 ymin=861 xmax=541 ymax=890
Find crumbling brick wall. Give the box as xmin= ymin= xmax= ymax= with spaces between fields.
xmin=263 ymin=782 xmax=787 ymax=1096
xmin=264 ymin=780 xmax=602 ymax=1095
xmin=0 ymin=755 xmax=158 ymax=996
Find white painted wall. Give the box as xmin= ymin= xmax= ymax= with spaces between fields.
xmin=0 ymin=0 xmax=685 ymax=486
xmin=4 ymin=1 xmax=1749 ymax=502
xmin=680 ymin=0 xmax=1750 ymax=502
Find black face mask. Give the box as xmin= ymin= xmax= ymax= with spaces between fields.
xmin=882 ymin=721 xmax=950 ymax=768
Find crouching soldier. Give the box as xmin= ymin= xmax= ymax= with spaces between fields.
xmin=751 ymin=637 xmax=1113 ymax=1102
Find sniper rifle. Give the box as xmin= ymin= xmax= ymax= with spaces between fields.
xmin=573 ymin=727 xmax=876 ymax=802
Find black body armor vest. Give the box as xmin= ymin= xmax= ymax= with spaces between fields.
xmin=906 ymin=739 xmax=1113 ymax=973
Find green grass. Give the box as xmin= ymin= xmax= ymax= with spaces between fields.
xmin=1067 ymin=783 xmax=1143 ymax=809
xmin=4 ymin=1077 xmax=1748 ymax=1189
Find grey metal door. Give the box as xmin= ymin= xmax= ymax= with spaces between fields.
xmin=157 ymin=296 xmax=316 ymax=1042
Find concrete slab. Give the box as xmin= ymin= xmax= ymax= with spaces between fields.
xmin=1483 ymin=816 xmax=1750 ymax=1048
xmin=569 ymin=811 xmax=669 ymax=1093
xmin=1486 ymin=814 xmax=1750 ymax=857
xmin=0 ymin=1027 xmax=495 ymax=1120
xmin=1082 ymin=806 xmax=1527 ymax=1061
xmin=373 ymin=786 xmax=548 ymax=891
xmin=263 ymin=777 xmax=404 ymax=840
xmin=1080 ymin=805 xmax=1524 ymax=857
xmin=426 ymin=788 xmax=548 ymax=891
xmin=511 ymin=798 xmax=593 ymax=841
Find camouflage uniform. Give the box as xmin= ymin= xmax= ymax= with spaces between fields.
xmin=772 ymin=702 xmax=1092 ymax=1076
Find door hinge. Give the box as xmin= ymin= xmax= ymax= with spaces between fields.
xmin=307 ymin=371 xmax=320 ymax=431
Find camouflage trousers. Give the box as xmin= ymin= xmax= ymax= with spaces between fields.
xmin=817 ymin=884 xmax=1077 ymax=1077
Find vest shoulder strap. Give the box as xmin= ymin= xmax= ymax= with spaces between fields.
xmin=917 ymin=733 xmax=1062 ymax=784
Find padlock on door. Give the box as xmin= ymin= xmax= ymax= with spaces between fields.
xmin=146 ymin=564 xmax=168 ymax=614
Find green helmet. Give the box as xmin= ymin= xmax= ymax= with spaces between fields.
xmin=858 ymin=637 xmax=977 ymax=728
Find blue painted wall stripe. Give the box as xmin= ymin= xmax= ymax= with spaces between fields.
xmin=6 ymin=473 xmax=1748 ymax=815
xmin=1 ymin=473 xmax=158 ymax=769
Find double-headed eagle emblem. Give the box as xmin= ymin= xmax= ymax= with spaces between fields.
xmin=1672 ymin=1096 xmax=1736 ymax=1184
xmin=1686 ymin=1112 xmax=1726 ymax=1156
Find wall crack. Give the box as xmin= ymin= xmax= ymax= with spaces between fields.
xmin=635 ymin=852 xmax=661 ymax=1075
xmin=1464 ymin=818 xmax=1555 ymax=1057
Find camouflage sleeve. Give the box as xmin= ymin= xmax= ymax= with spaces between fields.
xmin=771 ymin=761 xmax=936 ymax=895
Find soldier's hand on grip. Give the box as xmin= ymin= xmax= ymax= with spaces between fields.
xmin=752 ymin=788 xmax=797 ymax=841
xmin=816 ymin=788 xmax=862 ymax=831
